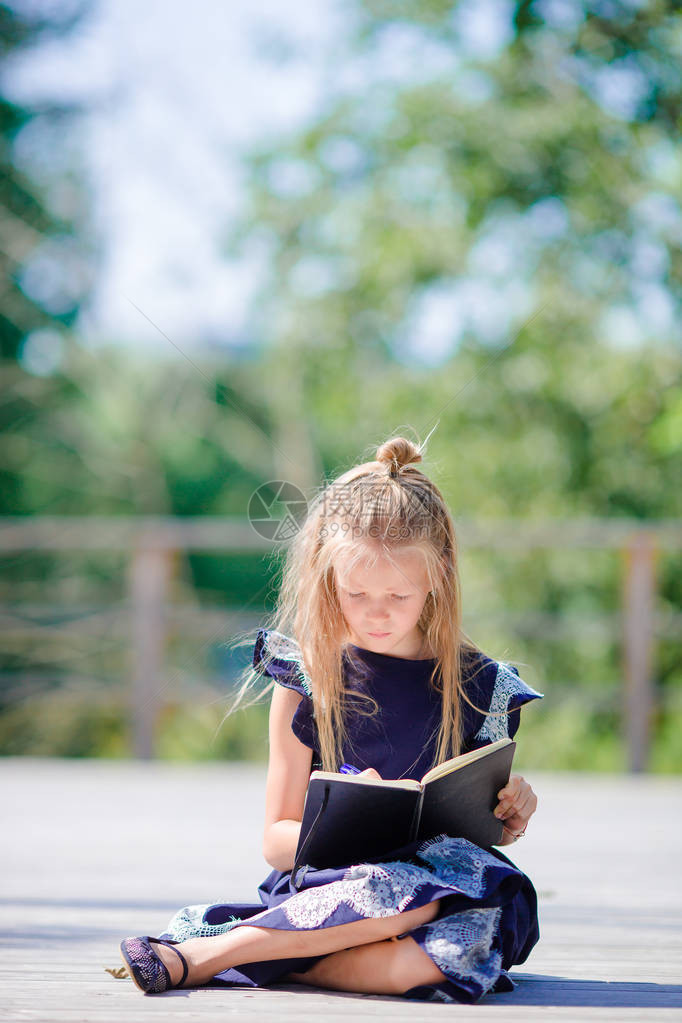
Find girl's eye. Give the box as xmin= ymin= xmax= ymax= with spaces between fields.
xmin=348 ymin=592 xmax=364 ymax=599
xmin=392 ymin=595 xmax=409 ymax=601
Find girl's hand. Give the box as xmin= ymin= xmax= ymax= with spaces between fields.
xmin=357 ymin=767 xmax=382 ymax=781
xmin=494 ymin=774 xmax=537 ymax=838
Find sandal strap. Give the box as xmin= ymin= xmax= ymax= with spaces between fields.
xmin=148 ymin=937 xmax=189 ymax=988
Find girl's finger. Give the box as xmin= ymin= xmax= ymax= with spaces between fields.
xmin=502 ymin=793 xmax=536 ymax=827
xmin=507 ymin=797 xmax=531 ymax=822
xmin=497 ymin=780 xmax=520 ymax=801
xmin=497 ymin=790 xmax=532 ymax=819
xmin=514 ymin=791 xmax=537 ymax=819
xmin=494 ymin=801 xmax=516 ymax=819
xmin=497 ymin=781 xmax=524 ymax=805
xmin=495 ymin=778 xmax=536 ymax=818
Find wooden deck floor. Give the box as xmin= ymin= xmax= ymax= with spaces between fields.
xmin=2 ymin=759 xmax=681 ymax=1021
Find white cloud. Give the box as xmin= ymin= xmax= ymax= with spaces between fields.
xmin=6 ymin=0 xmax=339 ymax=349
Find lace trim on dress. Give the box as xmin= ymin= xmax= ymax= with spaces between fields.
xmin=282 ymin=836 xmax=501 ymax=930
xmin=417 ymin=835 xmax=489 ymax=897
xmin=164 ymin=903 xmax=242 ymax=942
xmin=420 ymin=906 xmax=503 ymax=997
xmin=256 ymin=629 xmax=313 ymax=697
xmin=474 ymin=662 xmax=543 ymax=744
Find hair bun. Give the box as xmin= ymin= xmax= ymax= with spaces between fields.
xmin=376 ymin=437 xmax=422 ymax=475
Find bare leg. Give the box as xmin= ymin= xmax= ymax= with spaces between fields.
xmin=151 ymin=899 xmax=440 ymax=988
xmin=287 ymin=935 xmax=446 ymax=995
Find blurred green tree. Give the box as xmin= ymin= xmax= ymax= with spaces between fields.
xmin=0 ymin=0 xmax=96 ymax=523
xmin=236 ymin=0 xmax=680 ymax=365
xmin=223 ymin=0 xmax=682 ymax=767
xmin=1 ymin=0 xmax=680 ymax=766
xmin=0 ymin=1 xmax=93 ymax=362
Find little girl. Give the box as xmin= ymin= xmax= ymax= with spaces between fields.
xmin=120 ymin=436 xmax=542 ymax=1003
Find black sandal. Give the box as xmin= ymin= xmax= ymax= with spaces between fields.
xmin=119 ymin=935 xmax=189 ymax=994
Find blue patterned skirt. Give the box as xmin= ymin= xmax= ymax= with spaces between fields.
xmin=162 ymin=835 xmax=539 ymax=1004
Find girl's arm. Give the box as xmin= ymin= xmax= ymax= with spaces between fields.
xmin=262 ymin=685 xmax=314 ymax=872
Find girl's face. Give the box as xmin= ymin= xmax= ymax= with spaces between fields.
xmin=334 ymin=545 xmax=432 ymax=659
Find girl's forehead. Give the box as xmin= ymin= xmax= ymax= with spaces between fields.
xmin=334 ymin=545 xmax=429 ymax=587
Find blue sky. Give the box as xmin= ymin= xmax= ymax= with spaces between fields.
xmin=5 ymin=0 xmax=344 ymax=353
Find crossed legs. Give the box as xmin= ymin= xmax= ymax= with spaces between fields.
xmin=286 ymin=932 xmax=446 ymax=995
xmin=153 ymin=899 xmax=446 ymax=995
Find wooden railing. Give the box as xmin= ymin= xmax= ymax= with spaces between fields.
xmin=1 ymin=516 xmax=680 ymax=769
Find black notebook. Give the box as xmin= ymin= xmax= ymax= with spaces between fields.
xmin=293 ymin=737 xmax=515 ymax=876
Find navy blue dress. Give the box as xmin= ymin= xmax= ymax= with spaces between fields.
xmin=163 ymin=630 xmax=543 ymax=1004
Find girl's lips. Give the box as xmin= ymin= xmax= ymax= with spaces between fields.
xmin=368 ymin=631 xmax=390 ymax=637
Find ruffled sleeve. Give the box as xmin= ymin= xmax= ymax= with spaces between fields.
xmin=252 ymin=629 xmax=317 ymax=750
xmin=461 ymin=652 xmax=543 ymax=748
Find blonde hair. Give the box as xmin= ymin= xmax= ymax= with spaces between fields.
xmin=234 ymin=436 xmax=484 ymax=772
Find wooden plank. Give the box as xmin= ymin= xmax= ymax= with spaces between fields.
xmin=622 ymin=533 xmax=657 ymax=771
xmin=128 ymin=545 xmax=173 ymax=758
xmin=1 ymin=516 xmax=681 ymax=551
xmin=2 ymin=763 xmax=682 ymax=1021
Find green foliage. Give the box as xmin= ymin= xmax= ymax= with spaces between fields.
xmin=514 ymin=699 xmax=626 ymax=773
xmin=155 ymin=701 xmax=270 ymax=762
xmin=650 ymin=711 xmax=682 ymax=772
xmin=0 ymin=693 xmax=270 ymax=763
xmin=237 ymin=3 xmax=681 ymax=366
xmin=0 ymin=694 xmax=129 ymax=758
xmin=1 ymin=2 xmax=681 ymax=768
xmin=0 ymin=343 xmax=275 ymax=518
xmin=3 ymin=690 xmax=681 ymax=772
xmin=0 ymin=1 xmax=93 ymax=360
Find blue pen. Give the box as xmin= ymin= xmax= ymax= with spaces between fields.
xmin=339 ymin=763 xmax=362 ymax=775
